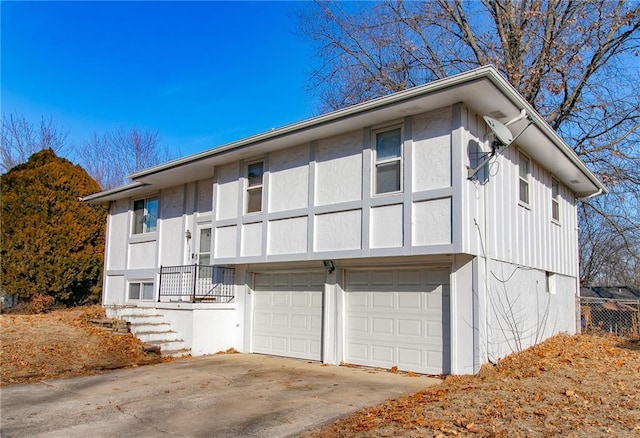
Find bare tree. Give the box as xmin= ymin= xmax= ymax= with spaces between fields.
xmin=79 ymin=127 xmax=173 ymax=189
xmin=299 ymin=0 xmax=640 ymax=286
xmin=1 ymin=113 xmax=70 ymax=173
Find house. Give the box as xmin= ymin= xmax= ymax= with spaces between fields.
xmin=580 ymin=287 xmax=640 ymax=336
xmin=84 ymin=66 xmax=605 ymax=375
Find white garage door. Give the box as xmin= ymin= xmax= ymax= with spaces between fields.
xmin=252 ymin=272 xmax=324 ymax=361
xmin=344 ymin=268 xmax=450 ymax=375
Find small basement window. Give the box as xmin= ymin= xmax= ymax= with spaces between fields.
xmin=129 ymin=281 xmax=154 ymax=300
xmin=132 ymin=196 xmax=158 ymax=234
xmin=246 ymin=161 xmax=264 ymax=213
xmin=374 ymin=127 xmax=402 ymax=195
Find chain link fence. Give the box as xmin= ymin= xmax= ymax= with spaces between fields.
xmin=579 ymin=296 xmax=640 ymax=337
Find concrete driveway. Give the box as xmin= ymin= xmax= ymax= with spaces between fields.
xmin=0 ymin=354 xmax=440 ymax=437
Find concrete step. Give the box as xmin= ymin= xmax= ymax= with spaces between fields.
xmin=132 ymin=330 xmax=179 ymax=343
xmin=105 ymin=306 xmax=191 ymax=357
xmin=146 ymin=340 xmax=191 ymax=358
xmin=120 ymin=314 xmax=165 ymax=325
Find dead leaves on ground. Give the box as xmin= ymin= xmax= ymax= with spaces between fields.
xmin=0 ymin=306 xmax=166 ymax=385
xmin=305 ymin=334 xmax=640 ymax=437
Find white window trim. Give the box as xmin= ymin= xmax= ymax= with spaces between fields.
xmin=551 ymin=177 xmax=560 ymax=224
xmin=518 ymin=151 xmax=531 ymax=208
xmin=132 ymin=195 xmax=159 ymax=235
xmin=372 ymin=125 xmax=403 ymax=196
xmin=245 ymin=160 xmax=264 ymax=215
xmin=128 ymin=280 xmax=155 ymax=301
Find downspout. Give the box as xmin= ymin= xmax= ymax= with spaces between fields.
xmin=483 ymin=167 xmax=492 ymax=365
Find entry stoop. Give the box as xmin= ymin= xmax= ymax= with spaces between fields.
xmin=106 ymin=306 xmax=191 ymax=358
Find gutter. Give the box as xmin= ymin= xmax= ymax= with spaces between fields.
xmin=486 ymin=74 xmax=607 ymax=195
xmin=81 ymin=181 xmax=147 ymax=203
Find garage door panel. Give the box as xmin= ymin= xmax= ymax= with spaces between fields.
xmin=398 ymin=319 xmax=422 ymax=336
xmin=252 ymin=273 xmax=323 ymax=361
xmin=372 ymin=292 xmax=394 ymax=308
xmin=398 ymin=292 xmax=421 ymax=308
xmin=345 ymin=268 xmax=449 ymax=375
xmin=347 ymin=315 xmax=368 ymax=333
xmin=398 ymin=348 xmax=422 ymax=367
xmin=372 ymin=345 xmax=394 ymax=362
xmin=372 ymin=317 xmax=394 ymax=334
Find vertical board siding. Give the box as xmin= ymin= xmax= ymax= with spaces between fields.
xmin=460 ymin=107 xmax=579 ymax=277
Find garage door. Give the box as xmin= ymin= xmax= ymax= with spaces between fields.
xmin=344 ymin=268 xmax=450 ymax=374
xmin=252 ymin=272 xmax=324 ymax=361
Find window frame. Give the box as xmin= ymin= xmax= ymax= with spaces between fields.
xmin=372 ymin=126 xmax=403 ymax=196
xmin=551 ymin=177 xmax=560 ymax=223
xmin=518 ymin=152 xmax=531 ymax=207
xmin=245 ymin=160 xmax=264 ymax=214
xmin=128 ymin=281 xmax=155 ymax=301
xmin=132 ymin=196 xmax=159 ymax=235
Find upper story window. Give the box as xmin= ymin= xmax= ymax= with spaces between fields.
xmin=551 ymin=178 xmax=560 ymax=222
xmin=132 ymin=196 xmax=158 ymax=234
xmin=518 ymin=152 xmax=530 ymax=206
xmin=374 ymin=127 xmax=402 ymax=195
xmin=246 ymin=161 xmax=264 ymax=214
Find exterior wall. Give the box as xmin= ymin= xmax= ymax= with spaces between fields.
xmin=460 ymin=106 xmax=579 ymax=277
xmin=457 ymin=106 xmax=580 ymax=366
xmin=212 ymin=107 xmax=456 ymax=266
xmin=102 ymin=178 xmax=213 ymax=306
xmin=158 ymin=304 xmax=242 ymax=355
xmin=483 ymin=259 xmax=577 ymax=362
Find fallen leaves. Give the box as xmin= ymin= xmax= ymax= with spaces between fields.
xmin=304 ymin=334 xmax=640 ymax=437
xmin=0 ymin=306 xmax=166 ymax=385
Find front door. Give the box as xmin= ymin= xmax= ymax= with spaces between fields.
xmin=195 ymin=226 xmax=212 ymax=266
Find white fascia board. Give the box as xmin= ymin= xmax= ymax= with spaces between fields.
xmin=485 ymin=73 xmax=607 ymax=195
xmin=81 ymin=181 xmax=149 ymax=204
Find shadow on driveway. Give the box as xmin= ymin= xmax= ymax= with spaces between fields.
xmin=1 ymin=353 xmax=441 ymax=437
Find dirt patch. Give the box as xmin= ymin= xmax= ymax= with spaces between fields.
xmin=0 ymin=306 xmax=167 ymax=385
xmin=305 ymin=334 xmax=640 ymax=437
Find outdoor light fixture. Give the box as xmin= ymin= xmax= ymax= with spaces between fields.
xmin=185 ymin=230 xmax=192 ymax=240
xmin=323 ymin=260 xmax=335 ymax=274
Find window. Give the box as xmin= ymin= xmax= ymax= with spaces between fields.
xmin=128 ymin=281 xmax=154 ymax=300
xmin=133 ymin=197 xmax=158 ymax=234
xmin=551 ymin=178 xmax=560 ymax=221
xmin=246 ymin=161 xmax=264 ymax=213
xmin=374 ymin=128 xmax=402 ymax=194
xmin=518 ymin=153 xmax=530 ymax=205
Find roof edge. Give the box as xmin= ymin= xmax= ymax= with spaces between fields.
xmin=81 ymin=182 xmax=147 ymax=203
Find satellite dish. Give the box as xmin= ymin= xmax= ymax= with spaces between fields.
xmin=483 ymin=116 xmax=513 ymax=146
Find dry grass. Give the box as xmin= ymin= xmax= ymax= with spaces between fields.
xmin=305 ymin=334 xmax=640 ymax=437
xmin=0 ymin=306 xmax=166 ymax=385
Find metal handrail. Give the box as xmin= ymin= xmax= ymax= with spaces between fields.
xmin=158 ymin=264 xmax=235 ymax=303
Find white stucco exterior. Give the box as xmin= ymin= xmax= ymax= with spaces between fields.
xmin=86 ymin=66 xmax=604 ymax=375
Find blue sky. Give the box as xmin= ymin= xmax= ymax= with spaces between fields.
xmin=1 ymin=1 xmax=317 ymax=158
